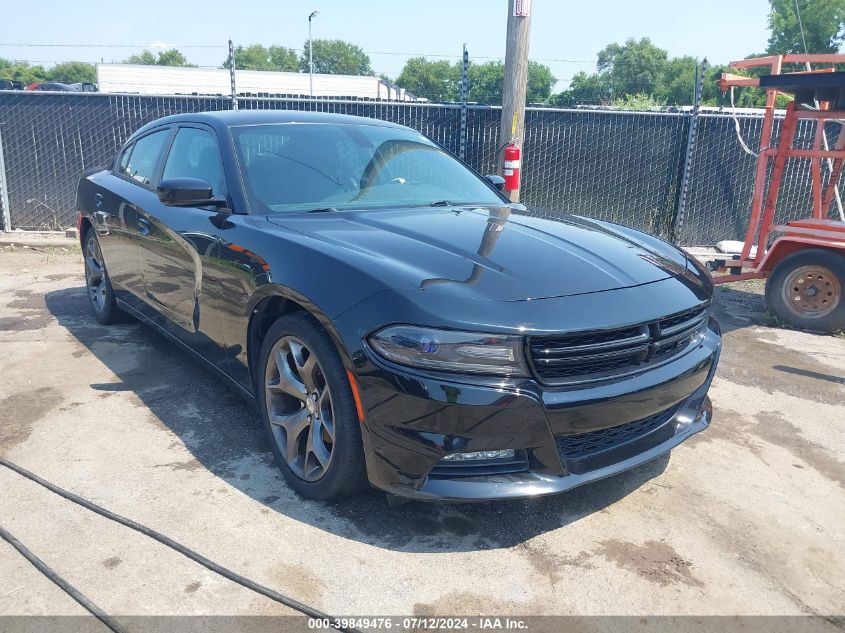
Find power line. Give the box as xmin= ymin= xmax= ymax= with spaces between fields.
xmin=0 ymin=42 xmax=226 ymax=49
xmin=0 ymin=42 xmax=594 ymax=64
xmin=362 ymin=50 xmax=593 ymax=63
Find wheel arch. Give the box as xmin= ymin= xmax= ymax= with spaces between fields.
xmin=761 ymin=237 xmax=845 ymax=275
xmin=244 ymin=284 xmax=355 ymax=393
xmin=79 ymin=216 xmax=94 ymax=248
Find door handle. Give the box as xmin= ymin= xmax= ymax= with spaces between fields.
xmin=137 ymin=217 xmax=151 ymax=236
xmin=94 ymin=193 xmax=104 ymax=209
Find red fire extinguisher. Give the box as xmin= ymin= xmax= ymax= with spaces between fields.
xmin=503 ymin=143 xmax=521 ymax=192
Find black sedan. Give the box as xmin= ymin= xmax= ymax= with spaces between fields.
xmin=76 ymin=110 xmax=721 ymax=502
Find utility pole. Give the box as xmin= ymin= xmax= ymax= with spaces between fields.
xmin=499 ymin=0 xmax=532 ymax=202
xmin=308 ymin=11 xmax=319 ymax=98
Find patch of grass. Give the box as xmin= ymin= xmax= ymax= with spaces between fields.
xmin=760 ymin=311 xmax=845 ymax=338
xmin=760 ymin=312 xmax=796 ymax=330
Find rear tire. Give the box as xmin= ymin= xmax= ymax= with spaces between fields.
xmin=765 ymin=248 xmax=845 ymax=333
xmin=256 ymin=312 xmax=368 ymax=500
xmin=82 ymin=229 xmax=127 ymax=325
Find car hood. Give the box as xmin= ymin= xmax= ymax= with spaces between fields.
xmin=266 ymin=205 xmax=687 ymax=302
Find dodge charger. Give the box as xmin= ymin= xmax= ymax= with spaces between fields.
xmin=76 ymin=110 xmax=721 ymax=501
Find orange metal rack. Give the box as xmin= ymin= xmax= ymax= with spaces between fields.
xmin=706 ymin=54 xmax=845 ymax=332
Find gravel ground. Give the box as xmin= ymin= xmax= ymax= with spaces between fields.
xmin=0 ymin=247 xmax=843 ymax=625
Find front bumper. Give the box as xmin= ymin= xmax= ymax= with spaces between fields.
xmin=354 ymin=318 xmax=721 ymax=502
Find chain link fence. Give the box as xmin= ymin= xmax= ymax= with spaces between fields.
xmin=678 ymin=112 xmax=843 ymax=245
xmin=0 ymin=90 xmax=839 ymax=244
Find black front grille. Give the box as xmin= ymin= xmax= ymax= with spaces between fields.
xmin=529 ymin=304 xmax=708 ymax=384
xmin=428 ymin=451 xmax=529 ymax=478
xmin=555 ymin=405 xmax=680 ymax=463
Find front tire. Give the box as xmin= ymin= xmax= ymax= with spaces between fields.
xmin=765 ymin=248 xmax=845 ymax=333
xmin=83 ymin=229 xmax=126 ymax=325
xmin=257 ymin=312 xmax=368 ymax=500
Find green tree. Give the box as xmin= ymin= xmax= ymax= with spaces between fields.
xmin=767 ymin=0 xmax=845 ymax=53
xmin=549 ymin=71 xmax=612 ymax=106
xmin=269 ymin=45 xmax=299 ymax=71
xmin=654 ymin=56 xmax=697 ymax=105
xmin=299 ymin=39 xmax=372 ymax=75
xmin=155 ymin=49 xmax=195 ymax=67
xmin=125 ymin=49 xmax=194 ymax=66
xmin=597 ymin=37 xmax=668 ymax=97
xmin=463 ymin=60 xmax=555 ymax=105
xmin=226 ymin=44 xmax=271 ymax=70
xmin=395 ymin=57 xmax=459 ymax=102
xmin=467 ymin=60 xmax=504 ymax=104
xmin=0 ymin=58 xmax=48 ymax=85
xmin=47 ymin=61 xmax=96 ymax=84
xmin=225 ymin=44 xmax=299 ymax=71
xmin=125 ymin=50 xmax=158 ymax=65
xmin=527 ymin=61 xmax=557 ymax=103
xmin=612 ymin=92 xmax=666 ymax=110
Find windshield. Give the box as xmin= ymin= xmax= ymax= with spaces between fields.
xmin=231 ymin=123 xmax=504 ymax=213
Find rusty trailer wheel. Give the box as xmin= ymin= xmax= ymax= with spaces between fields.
xmin=780 ymin=265 xmax=841 ymax=318
xmin=766 ymin=248 xmax=845 ymax=334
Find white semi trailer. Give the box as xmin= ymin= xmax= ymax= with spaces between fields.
xmin=96 ymin=64 xmax=419 ymax=101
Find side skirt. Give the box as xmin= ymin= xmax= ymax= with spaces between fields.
xmin=116 ymin=298 xmax=258 ymax=408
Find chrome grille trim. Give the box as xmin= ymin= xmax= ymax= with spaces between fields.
xmin=532 ymin=344 xmax=650 ymax=366
xmin=528 ymin=304 xmax=709 ymax=385
xmin=657 ymin=312 xmax=707 ymax=337
xmin=532 ymin=328 xmax=650 ymax=356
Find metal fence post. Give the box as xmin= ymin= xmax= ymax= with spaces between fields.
xmin=0 ymin=127 xmax=11 ymax=232
xmin=459 ymin=44 xmax=468 ymax=161
xmin=673 ymin=58 xmax=707 ymax=244
xmin=228 ymin=39 xmax=238 ymax=111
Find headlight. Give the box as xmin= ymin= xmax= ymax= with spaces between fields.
xmin=368 ymin=325 xmax=529 ymax=377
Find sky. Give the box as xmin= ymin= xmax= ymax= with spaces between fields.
xmin=1 ymin=0 xmax=772 ymax=90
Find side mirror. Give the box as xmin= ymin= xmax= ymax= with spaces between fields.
xmin=484 ymin=174 xmax=506 ymax=192
xmin=158 ymin=178 xmax=227 ymax=209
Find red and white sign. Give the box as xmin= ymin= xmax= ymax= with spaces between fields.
xmin=513 ymin=0 xmax=531 ymax=16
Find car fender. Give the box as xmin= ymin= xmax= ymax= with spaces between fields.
xmin=244 ymin=282 xmax=361 ymax=361
xmin=760 ymin=236 xmax=845 ymax=275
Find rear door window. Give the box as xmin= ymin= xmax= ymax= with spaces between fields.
xmin=121 ymin=129 xmax=170 ymax=186
xmin=117 ymin=143 xmax=132 ymax=174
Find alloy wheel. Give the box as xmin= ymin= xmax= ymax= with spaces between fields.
xmin=85 ymin=236 xmax=107 ymax=315
xmin=264 ymin=335 xmax=335 ymax=481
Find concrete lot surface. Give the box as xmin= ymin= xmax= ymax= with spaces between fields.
xmin=1 ymin=247 xmax=844 ymax=622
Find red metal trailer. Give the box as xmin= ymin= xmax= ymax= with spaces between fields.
xmin=707 ymin=54 xmax=845 ymax=333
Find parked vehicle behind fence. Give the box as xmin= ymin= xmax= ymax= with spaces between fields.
xmin=76 ymin=110 xmax=721 ymax=502
xmin=25 ymin=82 xmax=97 ymax=92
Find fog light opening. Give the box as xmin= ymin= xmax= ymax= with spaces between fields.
xmin=441 ymin=449 xmax=516 ymax=462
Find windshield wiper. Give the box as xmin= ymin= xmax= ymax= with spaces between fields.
xmin=428 ymin=200 xmax=492 ymax=208
xmin=305 ymin=207 xmax=340 ymax=213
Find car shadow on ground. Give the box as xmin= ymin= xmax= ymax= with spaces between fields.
xmin=46 ymin=285 xmax=671 ymax=553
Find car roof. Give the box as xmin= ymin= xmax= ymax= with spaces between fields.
xmin=131 ymin=109 xmax=409 ymax=139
